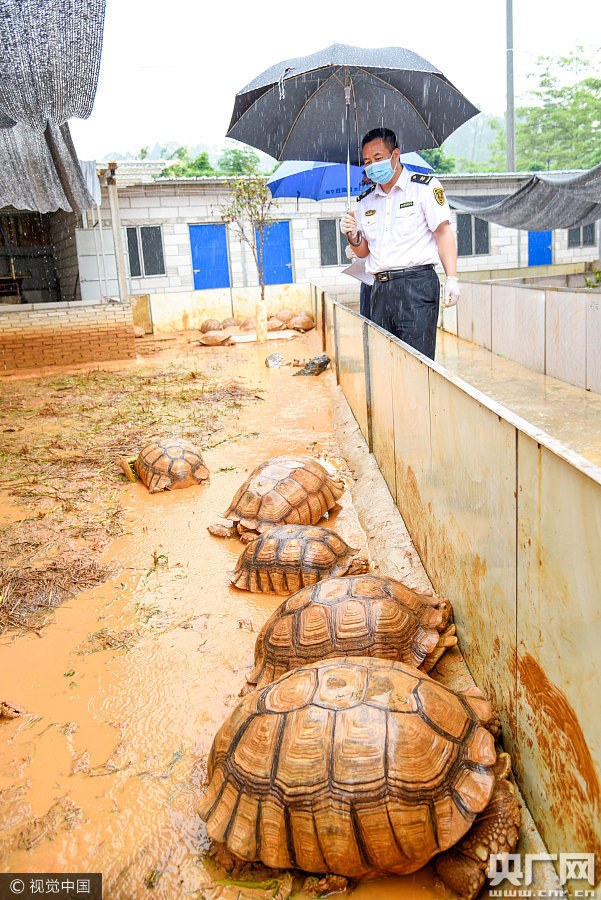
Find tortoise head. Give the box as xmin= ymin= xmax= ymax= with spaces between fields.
xmin=346 ymin=553 xmax=369 ymax=576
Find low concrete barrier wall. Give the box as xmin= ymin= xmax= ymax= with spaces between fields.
xmin=443 ymin=280 xmax=601 ymax=393
xmin=144 ymin=283 xmax=316 ymax=333
xmin=318 ymin=290 xmax=601 ymax=889
xmin=0 ymin=301 xmax=135 ymax=372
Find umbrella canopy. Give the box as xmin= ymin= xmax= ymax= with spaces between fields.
xmin=227 ymin=43 xmax=478 ymax=165
xmin=266 ymin=153 xmax=434 ymax=201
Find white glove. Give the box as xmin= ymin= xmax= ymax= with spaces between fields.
xmin=443 ymin=276 xmax=460 ymax=307
xmin=340 ymin=213 xmax=358 ymax=240
xmin=344 ymin=244 xmax=356 ymax=261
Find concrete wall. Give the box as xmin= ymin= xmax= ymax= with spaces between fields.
xmin=143 ymin=282 xmax=315 ymax=334
xmin=0 ymin=301 xmax=135 ymax=372
xmin=442 ymin=280 xmax=601 ymax=393
xmin=319 ymin=294 xmax=601 ymax=892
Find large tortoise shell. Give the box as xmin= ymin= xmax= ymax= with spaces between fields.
xmin=198 ymin=657 xmax=497 ymax=878
xmin=248 ymin=574 xmax=454 ymax=688
xmin=223 ymin=457 xmax=344 ymax=535
xmin=134 ymin=438 xmax=209 ymax=493
xmin=229 ymin=524 xmax=366 ymax=594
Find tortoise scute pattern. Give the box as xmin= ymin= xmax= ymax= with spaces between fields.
xmin=230 ymin=525 xmax=364 ymax=594
xmin=249 ymin=574 xmax=454 ymax=688
xmin=224 ymin=457 xmax=344 ymax=535
xmin=198 ymin=658 xmax=497 ymax=878
xmin=134 ymin=439 xmax=210 ymax=493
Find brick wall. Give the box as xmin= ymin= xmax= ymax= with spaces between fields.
xmin=0 ymin=301 xmax=136 ymax=372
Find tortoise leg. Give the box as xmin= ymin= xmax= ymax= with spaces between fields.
xmin=435 ymin=753 xmax=521 ymax=900
xmin=422 ymin=624 xmax=457 ymax=672
xmin=238 ymin=529 xmax=257 ymax=545
xmin=118 ymin=457 xmax=138 ymax=483
xmin=207 ymin=523 xmax=237 ymax=539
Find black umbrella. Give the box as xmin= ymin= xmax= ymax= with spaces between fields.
xmin=227 ymin=43 xmax=479 ymax=206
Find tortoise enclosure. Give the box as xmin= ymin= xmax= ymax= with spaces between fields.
xmin=0 ymin=331 xmax=505 ymax=899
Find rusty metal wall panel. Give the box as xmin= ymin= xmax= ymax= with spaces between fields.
xmin=492 ymin=284 xmax=546 ymax=373
xmin=424 ymin=371 xmax=518 ymax=745
xmin=390 ymin=342 xmax=432 ymax=561
xmin=586 ymin=293 xmax=601 ymax=394
xmin=516 ymin=432 xmax=601 ymax=870
xmin=546 ymin=289 xmax=587 ymax=388
xmin=367 ymin=327 xmax=396 ymax=496
xmin=324 ymin=296 xmax=335 ymax=363
xmin=336 ymin=306 xmax=368 ymax=438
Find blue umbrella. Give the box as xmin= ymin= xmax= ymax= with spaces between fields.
xmin=266 ymin=153 xmax=433 ymax=202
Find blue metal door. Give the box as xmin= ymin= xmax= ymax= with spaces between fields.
xmin=528 ymin=230 xmax=552 ymax=266
xmin=255 ymin=221 xmax=293 ymax=285
xmin=189 ymin=224 xmax=230 ymax=289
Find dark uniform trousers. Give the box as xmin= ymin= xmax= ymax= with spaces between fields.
xmin=359 ymin=283 xmax=372 ymax=319
xmin=370 ymin=267 xmax=440 ymax=360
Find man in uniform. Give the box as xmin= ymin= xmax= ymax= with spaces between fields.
xmin=340 ymin=127 xmax=460 ymax=360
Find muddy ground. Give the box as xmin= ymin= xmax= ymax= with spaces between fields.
xmin=0 ymin=330 xmax=487 ymax=899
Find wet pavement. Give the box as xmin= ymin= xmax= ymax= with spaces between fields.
xmin=437 ymin=330 xmax=601 ymax=467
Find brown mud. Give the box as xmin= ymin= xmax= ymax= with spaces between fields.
xmin=0 ymin=332 xmax=477 ymax=898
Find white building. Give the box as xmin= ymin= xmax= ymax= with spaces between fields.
xmin=74 ymin=169 xmax=600 ymax=308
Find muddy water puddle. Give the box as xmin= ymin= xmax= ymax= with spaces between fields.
xmin=1 ymin=334 xmax=460 ymax=899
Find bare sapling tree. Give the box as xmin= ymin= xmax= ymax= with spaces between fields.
xmin=220 ymin=172 xmax=278 ymax=343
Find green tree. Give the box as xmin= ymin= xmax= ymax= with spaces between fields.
xmin=219 ymin=172 xmax=279 ymax=343
xmin=139 ymin=146 xmax=149 ymax=160
xmin=218 ymin=145 xmax=260 ymax=175
xmin=489 ymin=47 xmax=601 ymax=171
xmin=417 ymin=147 xmax=456 ymax=173
xmin=159 ymin=147 xmax=214 ymax=178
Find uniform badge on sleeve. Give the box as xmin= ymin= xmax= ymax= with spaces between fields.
xmin=434 ymin=187 xmax=445 ymax=206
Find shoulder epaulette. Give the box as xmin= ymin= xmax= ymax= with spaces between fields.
xmin=411 ymin=173 xmax=433 ymax=184
xmin=357 ymin=184 xmax=376 ymax=201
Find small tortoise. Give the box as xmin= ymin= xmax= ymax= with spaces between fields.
xmin=118 ymin=438 xmax=209 ymax=493
xmin=275 ymin=308 xmax=295 ymax=324
xmin=289 ymin=313 xmax=315 ymax=331
xmin=201 ymin=318 xmax=223 ymax=333
xmin=197 ymin=331 xmax=233 ymax=347
xmin=247 ymin=574 xmax=457 ymax=689
xmin=198 ymin=657 xmax=521 ymax=899
xmin=230 ymin=524 xmax=368 ymax=594
xmin=267 ymin=317 xmax=285 ymax=331
xmin=208 ymin=456 xmax=344 ymax=541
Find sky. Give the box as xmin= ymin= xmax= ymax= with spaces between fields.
xmin=69 ymin=0 xmax=598 ymax=161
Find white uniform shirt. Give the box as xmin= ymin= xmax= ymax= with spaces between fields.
xmin=355 ymin=166 xmax=452 ymax=274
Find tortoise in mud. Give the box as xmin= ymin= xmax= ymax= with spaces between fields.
xmin=229 ymin=524 xmax=368 ymax=594
xmin=196 ymin=331 xmax=233 ymax=347
xmin=118 ymin=438 xmax=209 ymax=493
xmin=288 ymin=312 xmax=315 ymax=331
xmin=198 ymin=657 xmax=521 ymax=900
xmin=246 ymin=573 xmax=457 ymax=689
xmin=200 ymin=319 xmax=223 ymax=333
xmin=208 ymin=456 xmax=344 ymax=541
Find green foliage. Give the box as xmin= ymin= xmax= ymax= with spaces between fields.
xmin=219 ymin=172 xmax=278 ymax=298
xmin=218 ymin=145 xmax=260 ymax=175
xmin=417 ymin=147 xmax=456 ymax=173
xmin=139 ymin=146 xmax=149 ymax=160
xmin=584 ymin=269 xmax=601 ymax=288
xmin=489 ymin=47 xmax=601 ymax=171
xmin=159 ymin=148 xmax=214 ymax=178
